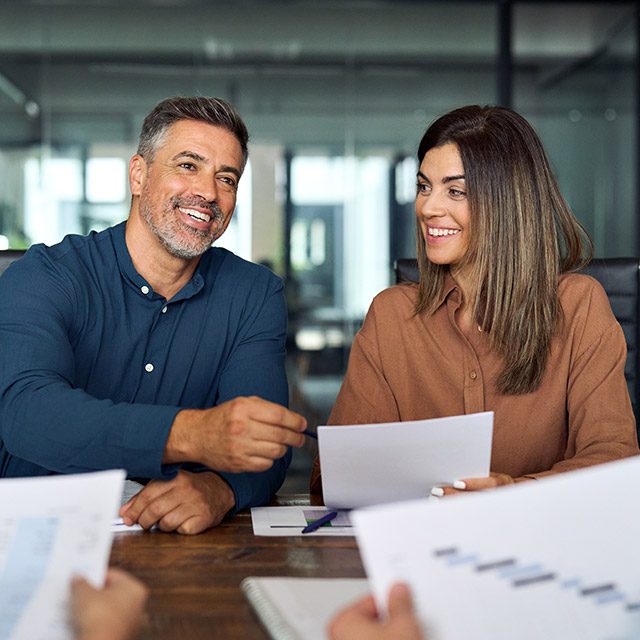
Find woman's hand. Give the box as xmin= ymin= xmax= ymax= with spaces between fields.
xmin=328 ymin=582 xmax=424 ymax=640
xmin=430 ymin=472 xmax=515 ymax=497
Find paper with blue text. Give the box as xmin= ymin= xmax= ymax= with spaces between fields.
xmin=0 ymin=470 xmax=125 ymax=640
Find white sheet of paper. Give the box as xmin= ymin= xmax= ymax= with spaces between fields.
xmin=352 ymin=457 xmax=640 ymax=640
xmin=241 ymin=577 xmax=369 ymax=640
xmin=251 ymin=506 xmax=353 ymax=536
xmin=0 ymin=469 xmax=125 ymax=640
xmin=318 ymin=411 xmax=493 ymax=508
xmin=111 ymin=517 xmax=144 ymax=533
xmin=111 ymin=480 xmax=145 ymax=532
xmin=120 ymin=479 xmax=144 ymax=505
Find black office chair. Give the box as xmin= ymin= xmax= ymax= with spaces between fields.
xmin=0 ymin=249 xmax=26 ymax=276
xmin=394 ymin=257 xmax=640 ymax=428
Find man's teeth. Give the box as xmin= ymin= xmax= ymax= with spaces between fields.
xmin=179 ymin=207 xmax=211 ymax=223
xmin=428 ymin=228 xmax=460 ymax=237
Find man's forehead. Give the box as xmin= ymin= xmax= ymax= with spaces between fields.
xmin=161 ymin=119 xmax=243 ymax=160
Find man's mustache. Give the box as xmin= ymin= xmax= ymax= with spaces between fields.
xmin=172 ymin=197 xmax=225 ymax=221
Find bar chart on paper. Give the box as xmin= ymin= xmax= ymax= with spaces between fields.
xmin=353 ymin=457 xmax=640 ymax=640
xmin=414 ymin=544 xmax=640 ymax=640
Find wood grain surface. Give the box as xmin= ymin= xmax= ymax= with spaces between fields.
xmin=109 ymin=494 xmax=364 ymax=639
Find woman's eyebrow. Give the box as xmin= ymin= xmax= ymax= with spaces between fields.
xmin=417 ymin=171 xmax=465 ymax=183
xmin=442 ymin=174 xmax=465 ymax=183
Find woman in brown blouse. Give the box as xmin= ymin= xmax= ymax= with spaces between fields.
xmin=311 ymin=105 xmax=638 ymax=496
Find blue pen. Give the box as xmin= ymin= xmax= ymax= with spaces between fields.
xmin=303 ymin=429 xmax=317 ymax=440
xmin=301 ymin=511 xmax=338 ymax=534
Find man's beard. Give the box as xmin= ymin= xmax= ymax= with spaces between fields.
xmin=140 ymin=193 xmax=226 ymax=260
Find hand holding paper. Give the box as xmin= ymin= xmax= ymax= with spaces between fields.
xmin=318 ymin=411 xmax=494 ymax=508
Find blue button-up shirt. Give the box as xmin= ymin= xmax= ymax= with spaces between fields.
xmin=0 ymin=222 xmax=291 ymax=511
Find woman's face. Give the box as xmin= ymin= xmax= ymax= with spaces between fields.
xmin=415 ymin=142 xmax=470 ymax=268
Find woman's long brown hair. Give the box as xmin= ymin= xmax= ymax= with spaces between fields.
xmin=415 ymin=105 xmax=592 ymax=394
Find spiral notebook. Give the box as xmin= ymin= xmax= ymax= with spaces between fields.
xmin=241 ymin=577 xmax=369 ymax=640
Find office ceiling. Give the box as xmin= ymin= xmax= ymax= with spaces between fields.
xmin=0 ymin=1 xmax=635 ymax=151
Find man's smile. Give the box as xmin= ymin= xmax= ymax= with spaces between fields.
xmin=178 ymin=206 xmax=212 ymax=224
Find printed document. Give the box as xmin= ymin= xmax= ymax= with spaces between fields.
xmin=352 ymin=456 xmax=640 ymax=640
xmin=318 ymin=411 xmax=493 ymax=508
xmin=0 ymin=470 xmax=125 ymax=640
xmin=251 ymin=506 xmax=353 ymax=536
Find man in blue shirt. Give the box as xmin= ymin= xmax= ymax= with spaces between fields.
xmin=0 ymin=96 xmax=307 ymax=534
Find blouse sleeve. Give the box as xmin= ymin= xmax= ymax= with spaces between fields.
xmin=525 ymin=278 xmax=638 ymax=479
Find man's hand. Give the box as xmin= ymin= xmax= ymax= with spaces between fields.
xmin=329 ymin=583 xmax=424 ymax=640
xmin=165 ymin=396 xmax=307 ymax=473
xmin=70 ymin=568 xmax=148 ymax=640
xmin=119 ymin=470 xmax=235 ymax=534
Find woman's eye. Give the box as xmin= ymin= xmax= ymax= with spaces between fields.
xmin=416 ymin=182 xmax=430 ymax=194
xmin=449 ymin=188 xmax=466 ymax=197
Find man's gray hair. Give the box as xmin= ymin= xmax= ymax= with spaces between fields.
xmin=137 ymin=96 xmax=249 ymax=165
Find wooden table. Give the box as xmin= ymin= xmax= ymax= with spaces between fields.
xmin=109 ymin=495 xmax=364 ymax=639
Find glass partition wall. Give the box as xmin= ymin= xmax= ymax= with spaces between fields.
xmin=0 ymin=1 xmax=637 ymax=487
xmin=514 ymin=2 xmax=637 ymax=257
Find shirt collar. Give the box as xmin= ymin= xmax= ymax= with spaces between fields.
xmin=433 ymin=270 xmax=460 ymax=309
xmin=111 ymin=221 xmax=206 ymax=302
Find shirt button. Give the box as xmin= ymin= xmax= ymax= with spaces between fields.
xmin=470 ymin=371 xmax=477 ymax=380
xmin=141 ymin=285 xmax=150 ymax=295
xmin=162 ymin=306 xmax=168 ymax=314
xmin=144 ymin=363 xmax=154 ymax=373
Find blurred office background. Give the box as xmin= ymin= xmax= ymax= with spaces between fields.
xmin=0 ymin=0 xmax=636 ymax=489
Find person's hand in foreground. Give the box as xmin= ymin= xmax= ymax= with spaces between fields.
xmin=71 ymin=567 xmax=148 ymax=640
xmin=328 ymin=582 xmax=424 ymax=640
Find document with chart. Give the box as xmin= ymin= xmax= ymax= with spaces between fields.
xmin=318 ymin=411 xmax=493 ymax=508
xmin=0 ymin=470 xmax=125 ymax=640
xmin=352 ymin=456 xmax=640 ymax=640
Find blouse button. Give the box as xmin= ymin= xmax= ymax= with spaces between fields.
xmin=470 ymin=371 xmax=477 ymax=380
xmin=144 ymin=363 xmax=154 ymax=373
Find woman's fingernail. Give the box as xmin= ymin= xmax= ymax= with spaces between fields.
xmin=453 ymin=480 xmax=467 ymax=490
xmin=430 ymin=487 xmax=445 ymax=497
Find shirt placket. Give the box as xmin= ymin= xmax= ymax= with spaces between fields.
xmin=446 ymin=296 xmax=486 ymax=414
xmin=136 ymin=284 xmax=175 ymax=401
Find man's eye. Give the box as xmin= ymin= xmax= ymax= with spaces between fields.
xmin=219 ymin=176 xmax=237 ymax=188
xmin=179 ymin=162 xmax=196 ymax=170
xmin=416 ymin=182 xmax=430 ymax=194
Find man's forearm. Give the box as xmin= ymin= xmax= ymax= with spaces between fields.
xmin=163 ymin=408 xmax=203 ymax=464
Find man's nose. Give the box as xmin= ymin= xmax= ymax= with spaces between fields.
xmin=191 ymin=171 xmax=217 ymax=203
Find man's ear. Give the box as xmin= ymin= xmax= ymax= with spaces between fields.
xmin=129 ymin=155 xmax=147 ymax=197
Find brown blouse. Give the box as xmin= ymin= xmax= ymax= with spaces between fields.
xmin=310 ymin=273 xmax=639 ymax=494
